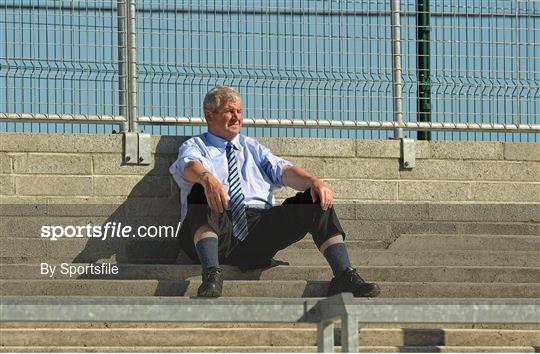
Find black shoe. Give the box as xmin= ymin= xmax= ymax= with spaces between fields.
xmin=197 ymin=267 xmax=223 ymax=298
xmin=327 ymin=267 xmax=381 ymax=297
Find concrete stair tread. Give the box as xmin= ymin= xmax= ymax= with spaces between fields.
xmin=2 ymin=279 xmax=539 ymax=297
xmin=1 ymin=238 xmax=387 ymax=248
xmin=2 ymin=328 xmax=538 ymax=347
xmin=4 ymin=295 xmax=538 ymax=301
xmin=2 ymin=322 xmax=538 ymax=330
xmin=397 ymin=234 xmax=540 ymax=238
xmin=273 ymin=249 xmax=540 ymax=267
xmin=0 ymin=346 xmax=537 ymax=353
xmin=388 ymin=234 xmax=540 ymax=251
xmin=2 ymin=202 xmax=538 ymax=220
xmin=2 ymin=235 xmax=539 ymax=260
xmin=3 ymin=264 xmax=538 ymax=283
xmin=0 ymin=238 xmax=382 ymax=257
xmin=2 ymin=234 xmax=538 ymax=255
xmin=3 ymin=249 xmax=539 ymax=267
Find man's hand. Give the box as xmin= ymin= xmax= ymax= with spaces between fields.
xmin=282 ymin=165 xmax=335 ymax=211
xmin=200 ymin=173 xmax=229 ymax=213
xmin=310 ymin=178 xmax=334 ymax=211
xmin=184 ymin=161 xmax=229 ymax=213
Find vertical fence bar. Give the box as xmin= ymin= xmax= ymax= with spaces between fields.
xmin=341 ymin=314 xmax=359 ymax=352
xmin=126 ymin=0 xmax=138 ymax=132
xmin=391 ymin=0 xmax=404 ymax=139
xmin=417 ymin=0 xmax=431 ymax=140
xmin=316 ymin=320 xmax=335 ymax=353
xmin=118 ymin=0 xmax=128 ymax=132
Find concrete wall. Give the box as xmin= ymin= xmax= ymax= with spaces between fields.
xmin=1 ymin=133 xmax=538 ymax=263
xmin=1 ymin=133 xmax=538 ymax=204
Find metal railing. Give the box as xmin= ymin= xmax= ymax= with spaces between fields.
xmin=2 ymin=294 xmax=539 ymax=352
xmin=1 ymin=1 xmax=539 ymax=141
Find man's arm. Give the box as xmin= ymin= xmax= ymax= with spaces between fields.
xmin=282 ymin=165 xmax=334 ymax=211
xmin=184 ymin=160 xmax=228 ymax=213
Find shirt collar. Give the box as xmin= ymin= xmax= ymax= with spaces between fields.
xmin=205 ymin=132 xmax=241 ymax=151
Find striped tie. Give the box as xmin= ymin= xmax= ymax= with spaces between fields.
xmin=226 ymin=142 xmax=248 ymax=241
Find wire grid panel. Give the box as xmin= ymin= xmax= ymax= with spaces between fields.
xmin=0 ymin=1 xmax=120 ymax=124
xmin=136 ymin=0 xmax=395 ymax=138
xmin=401 ymin=0 xmax=539 ymax=141
xmin=0 ymin=0 xmax=538 ymax=141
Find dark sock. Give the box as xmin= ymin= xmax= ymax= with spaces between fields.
xmin=195 ymin=237 xmax=219 ymax=270
xmin=323 ymin=242 xmax=352 ymax=277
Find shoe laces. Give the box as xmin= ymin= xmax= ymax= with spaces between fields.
xmin=347 ymin=268 xmax=366 ymax=283
xmin=203 ymin=267 xmax=222 ymax=282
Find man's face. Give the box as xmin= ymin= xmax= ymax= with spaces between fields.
xmin=205 ymin=98 xmax=243 ymax=141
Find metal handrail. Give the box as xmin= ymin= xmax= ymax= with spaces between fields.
xmin=0 ymin=113 xmax=126 ymax=123
xmin=2 ymin=294 xmax=539 ymax=352
xmin=317 ymin=295 xmax=540 ymax=352
xmin=3 ymin=113 xmax=539 ymax=133
xmin=136 ymin=117 xmax=540 ymax=133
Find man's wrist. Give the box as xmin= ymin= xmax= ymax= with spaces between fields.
xmin=197 ymin=171 xmax=210 ymax=182
xmin=308 ymin=177 xmax=319 ymax=187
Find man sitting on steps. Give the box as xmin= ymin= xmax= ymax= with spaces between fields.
xmin=169 ymin=85 xmax=381 ymax=298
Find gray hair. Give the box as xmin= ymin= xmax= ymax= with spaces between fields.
xmin=203 ymin=86 xmax=241 ymax=112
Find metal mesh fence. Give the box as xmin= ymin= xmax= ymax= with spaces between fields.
xmin=135 ymin=1 xmax=397 ymax=139
xmin=0 ymin=1 xmax=121 ymax=133
xmin=1 ymin=0 xmax=539 ymax=141
xmin=399 ymin=0 xmax=540 ymax=141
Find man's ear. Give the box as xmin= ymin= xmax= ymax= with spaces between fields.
xmin=203 ymin=110 xmax=212 ymax=123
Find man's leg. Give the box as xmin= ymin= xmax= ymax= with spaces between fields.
xmin=178 ymin=184 xmax=238 ymax=297
xmin=238 ymin=189 xmax=380 ymax=297
xmin=319 ymin=234 xmax=352 ymax=277
xmin=193 ymin=224 xmax=223 ymax=297
xmin=319 ymin=234 xmax=380 ymax=297
xmin=194 ymin=224 xmax=219 ymax=269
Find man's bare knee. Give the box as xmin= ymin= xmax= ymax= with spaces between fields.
xmin=319 ymin=234 xmax=344 ymax=254
xmin=193 ymin=224 xmax=218 ymax=245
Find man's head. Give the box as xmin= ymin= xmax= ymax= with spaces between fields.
xmin=203 ymin=86 xmax=243 ymax=141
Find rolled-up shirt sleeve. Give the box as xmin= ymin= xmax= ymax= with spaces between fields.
xmin=258 ymin=144 xmax=293 ymax=188
xmin=169 ymin=142 xmax=208 ymax=187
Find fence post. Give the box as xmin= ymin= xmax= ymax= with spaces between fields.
xmin=417 ymin=0 xmax=432 ymax=140
xmin=118 ymin=0 xmax=138 ymax=133
xmin=391 ymin=0 xmax=404 ymax=139
xmin=126 ymin=0 xmax=138 ymax=133
xmin=118 ymin=0 xmax=128 ymax=132
xmin=118 ymin=0 xmax=148 ymax=165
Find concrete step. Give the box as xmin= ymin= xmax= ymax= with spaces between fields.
xmin=3 ymin=202 xmax=538 ymax=222
xmin=3 ymin=235 xmax=538 ymax=260
xmin=2 ymin=264 xmax=539 ymax=284
xmin=351 ymin=203 xmax=540 ymax=223
xmin=274 ymin=249 xmax=540 ymax=267
xmin=2 ymin=216 xmax=539 ymax=242
xmin=0 ymin=239 xmax=384 ymax=259
xmin=389 ymin=234 xmax=540 ymax=251
xmin=1 ymin=328 xmax=538 ymax=347
xmin=380 ymin=221 xmax=539 ymax=240
xmin=1 ymin=279 xmax=539 ymax=297
xmin=295 ymin=239 xmax=387 ymax=249
xmin=2 ymin=322 xmax=537 ymax=330
xmin=0 ymin=345 xmax=537 ymax=353
xmin=0 ymin=201 xmax=540 ymax=217
xmin=2 ymin=249 xmax=538 ymax=267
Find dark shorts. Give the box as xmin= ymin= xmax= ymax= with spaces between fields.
xmin=178 ymin=183 xmax=345 ymax=268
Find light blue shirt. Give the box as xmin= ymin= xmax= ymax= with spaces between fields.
xmin=169 ymin=132 xmax=293 ymax=221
